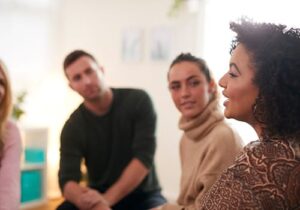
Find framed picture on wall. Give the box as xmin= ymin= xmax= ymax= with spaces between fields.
xmin=150 ymin=26 xmax=172 ymax=61
xmin=121 ymin=28 xmax=144 ymax=62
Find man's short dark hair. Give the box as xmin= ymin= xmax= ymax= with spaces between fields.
xmin=63 ymin=50 xmax=97 ymax=71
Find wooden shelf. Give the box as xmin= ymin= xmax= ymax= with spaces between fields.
xmin=20 ymin=127 xmax=48 ymax=209
xmin=20 ymin=198 xmax=47 ymax=209
xmin=21 ymin=163 xmax=45 ymax=170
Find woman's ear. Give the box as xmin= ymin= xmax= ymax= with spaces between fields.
xmin=208 ymin=80 xmax=216 ymax=94
xmin=208 ymin=79 xmax=217 ymax=101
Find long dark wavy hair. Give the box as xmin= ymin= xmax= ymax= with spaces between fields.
xmin=230 ymin=18 xmax=300 ymax=140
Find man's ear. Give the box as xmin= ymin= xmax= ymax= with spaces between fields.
xmin=99 ymin=65 xmax=105 ymax=74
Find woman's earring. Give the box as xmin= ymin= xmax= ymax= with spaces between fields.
xmin=252 ymin=96 xmax=264 ymax=124
xmin=252 ymin=102 xmax=257 ymax=114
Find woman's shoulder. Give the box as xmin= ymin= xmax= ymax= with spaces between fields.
xmin=220 ymin=139 xmax=300 ymax=208
xmin=6 ymin=120 xmax=21 ymax=134
xmin=4 ymin=120 xmax=21 ymax=145
xmin=210 ymin=121 xmax=243 ymax=144
xmin=244 ymin=139 xmax=297 ymax=160
xmin=6 ymin=120 xmax=18 ymax=129
xmin=230 ymin=139 xmax=300 ymax=187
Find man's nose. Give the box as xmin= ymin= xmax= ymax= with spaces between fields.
xmin=83 ymin=75 xmax=92 ymax=84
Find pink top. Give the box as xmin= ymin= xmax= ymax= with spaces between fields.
xmin=0 ymin=121 xmax=22 ymax=210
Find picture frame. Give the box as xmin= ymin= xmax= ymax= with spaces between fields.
xmin=150 ymin=26 xmax=172 ymax=61
xmin=121 ymin=28 xmax=144 ymax=62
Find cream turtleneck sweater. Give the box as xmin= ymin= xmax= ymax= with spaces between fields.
xmin=162 ymin=98 xmax=243 ymax=210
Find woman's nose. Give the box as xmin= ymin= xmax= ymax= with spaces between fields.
xmin=218 ymin=74 xmax=226 ymax=88
xmin=180 ymin=85 xmax=191 ymax=98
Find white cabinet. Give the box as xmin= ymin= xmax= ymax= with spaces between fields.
xmin=20 ymin=127 xmax=48 ymax=209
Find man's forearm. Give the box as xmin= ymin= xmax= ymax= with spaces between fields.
xmin=103 ymin=158 xmax=149 ymax=206
xmin=63 ymin=181 xmax=87 ymax=207
xmin=64 ymin=181 xmax=111 ymax=210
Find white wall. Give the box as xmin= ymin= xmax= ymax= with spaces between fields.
xmin=56 ymin=0 xmax=204 ymax=200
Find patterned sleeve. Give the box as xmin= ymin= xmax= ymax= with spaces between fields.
xmin=198 ymin=140 xmax=300 ymax=210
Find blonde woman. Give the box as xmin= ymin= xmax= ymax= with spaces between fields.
xmin=0 ymin=61 xmax=22 ymax=210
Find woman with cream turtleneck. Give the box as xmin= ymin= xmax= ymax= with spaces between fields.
xmin=158 ymin=53 xmax=243 ymax=210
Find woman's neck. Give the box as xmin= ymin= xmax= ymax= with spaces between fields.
xmin=252 ymin=122 xmax=264 ymax=140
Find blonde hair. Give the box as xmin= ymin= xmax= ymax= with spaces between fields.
xmin=0 ymin=60 xmax=13 ymax=155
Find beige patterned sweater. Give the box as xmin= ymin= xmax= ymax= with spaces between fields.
xmin=162 ymin=99 xmax=243 ymax=210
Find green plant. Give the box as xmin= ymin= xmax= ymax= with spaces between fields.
xmin=12 ymin=91 xmax=27 ymax=120
xmin=168 ymin=0 xmax=186 ymax=17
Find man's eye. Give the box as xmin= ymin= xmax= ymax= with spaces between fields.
xmin=73 ymin=75 xmax=81 ymax=81
xmin=169 ymin=84 xmax=180 ymax=91
xmin=86 ymin=68 xmax=93 ymax=74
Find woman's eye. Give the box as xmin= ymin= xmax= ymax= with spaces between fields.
xmin=228 ymin=72 xmax=238 ymax=78
xmin=0 ymin=79 xmax=5 ymax=87
xmin=189 ymin=80 xmax=200 ymax=87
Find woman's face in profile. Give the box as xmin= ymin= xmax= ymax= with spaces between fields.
xmin=219 ymin=44 xmax=259 ymax=124
xmin=168 ymin=61 xmax=214 ymax=119
xmin=0 ymin=69 xmax=5 ymax=104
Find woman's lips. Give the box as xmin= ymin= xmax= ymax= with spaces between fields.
xmin=223 ymin=99 xmax=229 ymax=107
xmin=181 ymin=101 xmax=195 ymax=109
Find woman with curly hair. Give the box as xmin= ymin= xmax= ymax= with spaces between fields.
xmin=0 ymin=60 xmax=22 ymax=210
xmin=199 ymin=19 xmax=300 ymax=209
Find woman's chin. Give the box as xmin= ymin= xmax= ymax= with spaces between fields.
xmin=224 ymin=110 xmax=233 ymax=119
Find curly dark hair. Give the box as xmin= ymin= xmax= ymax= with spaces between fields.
xmin=230 ymin=18 xmax=300 ymax=140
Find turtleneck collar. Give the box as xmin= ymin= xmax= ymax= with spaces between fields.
xmin=179 ymin=98 xmax=224 ymax=140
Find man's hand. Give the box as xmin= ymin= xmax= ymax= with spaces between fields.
xmin=149 ymin=205 xmax=163 ymax=210
xmin=79 ymin=188 xmax=109 ymax=209
xmin=63 ymin=181 xmax=111 ymax=210
xmin=90 ymin=201 xmax=112 ymax=210
xmin=103 ymin=158 xmax=149 ymax=206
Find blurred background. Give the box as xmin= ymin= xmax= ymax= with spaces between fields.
xmin=1 ymin=0 xmax=299 ymax=207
